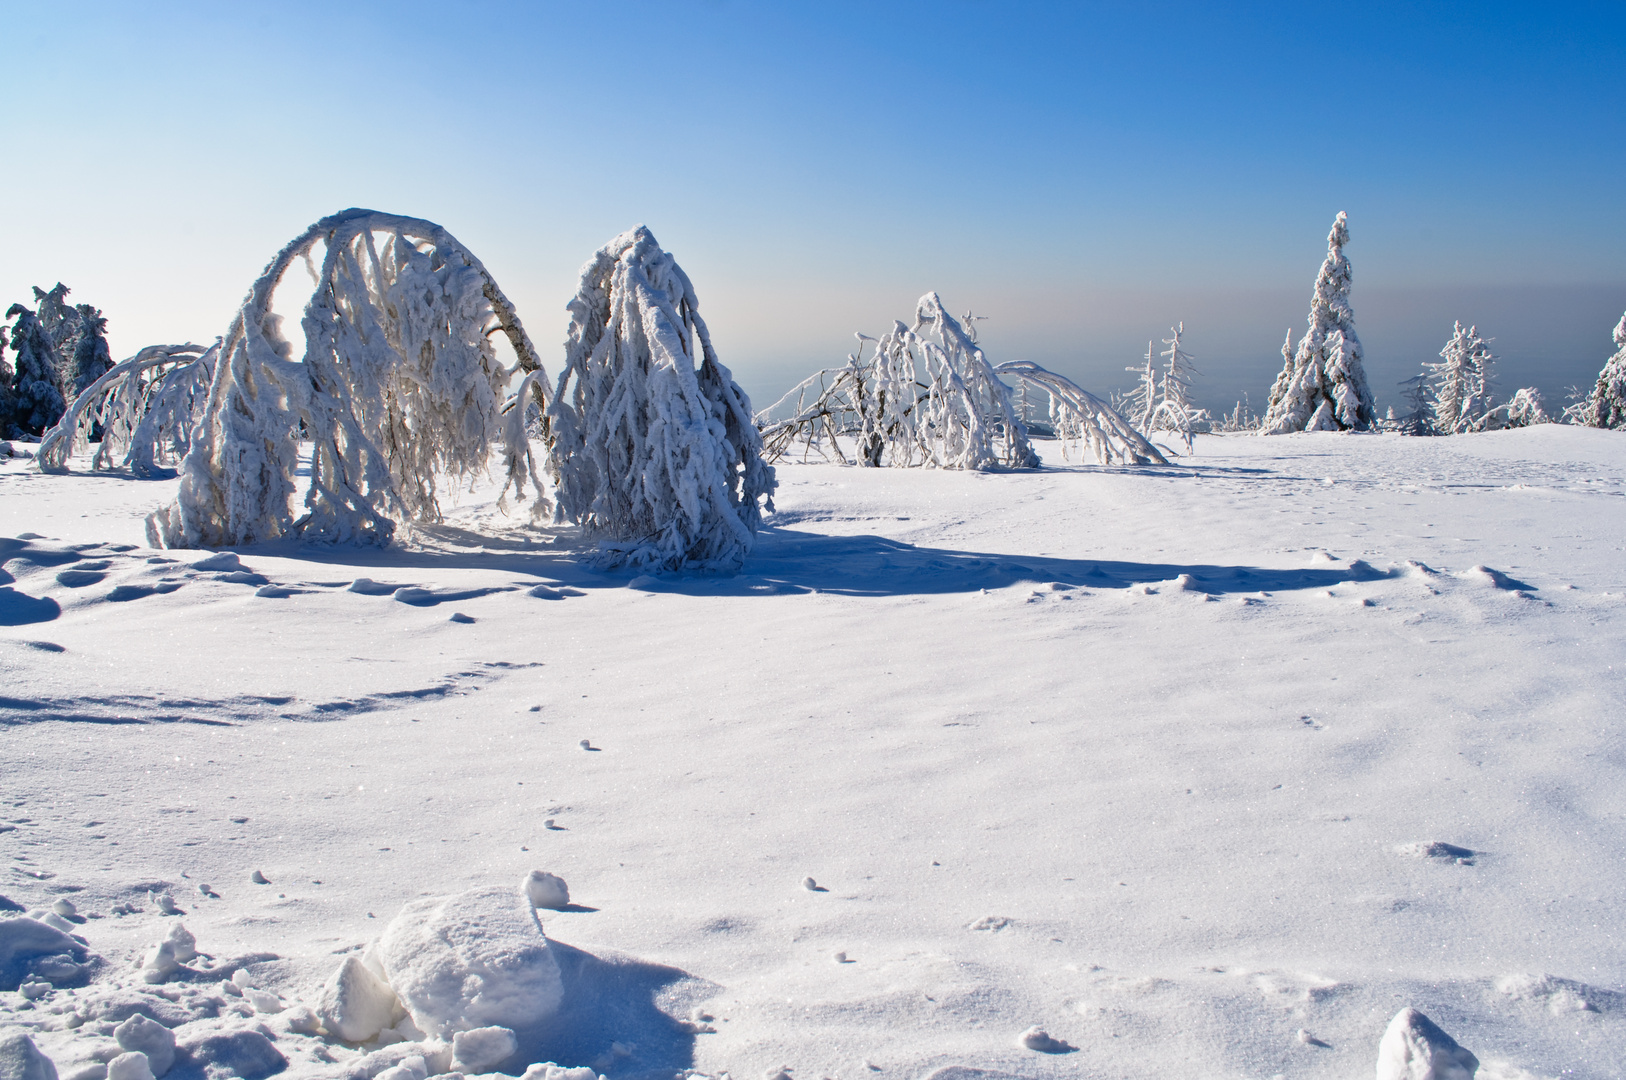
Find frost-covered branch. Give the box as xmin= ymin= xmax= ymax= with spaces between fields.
xmin=149 ymin=208 xmax=548 ymax=549
xmin=993 ymin=361 xmax=1168 ymax=465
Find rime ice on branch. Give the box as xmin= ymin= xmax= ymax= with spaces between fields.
xmin=149 ymin=208 xmax=547 ymax=549
xmin=1261 ymin=212 xmax=1377 ymax=433
xmin=546 ymin=225 xmax=775 ymax=572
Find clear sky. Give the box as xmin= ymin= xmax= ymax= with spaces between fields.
xmin=4 ymin=1 xmax=1623 ymax=415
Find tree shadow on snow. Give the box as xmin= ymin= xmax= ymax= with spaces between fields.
xmin=675 ymin=529 xmax=1424 ymax=598
xmin=514 ymin=941 xmax=712 ymax=1080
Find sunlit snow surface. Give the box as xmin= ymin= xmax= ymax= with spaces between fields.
xmin=1 ymin=429 xmax=1623 ymax=1079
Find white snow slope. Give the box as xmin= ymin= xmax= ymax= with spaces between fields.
xmin=2 ymin=428 xmax=1623 ymax=1080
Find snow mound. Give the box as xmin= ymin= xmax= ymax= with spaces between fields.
xmin=1397 ymin=841 xmax=1475 ymax=862
xmin=0 ymin=1031 xmax=57 ymax=1080
xmin=1375 ymin=1007 xmax=1478 ymax=1080
xmin=177 ymin=1028 xmax=286 ymax=1080
xmin=189 ymin=552 xmax=243 ymax=573
xmin=1494 ymin=973 xmax=1619 ymax=1014
xmin=106 ymin=1051 xmax=155 ymax=1080
xmin=377 ymin=885 xmax=564 ymax=1038
xmin=0 ymin=916 xmax=95 ymax=991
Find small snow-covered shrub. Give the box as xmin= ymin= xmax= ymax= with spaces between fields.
xmin=546 ymin=225 xmax=774 ymax=572
xmin=1145 ymin=322 xmax=1211 ymax=454
xmin=1566 ymin=311 xmax=1626 ymax=428
xmin=759 ymin=293 xmax=1040 ymax=470
xmin=1261 ymin=212 xmax=1377 ymax=433
xmin=149 ymin=208 xmax=548 ymax=549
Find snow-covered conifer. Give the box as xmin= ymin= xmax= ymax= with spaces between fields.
xmin=1567 ymin=311 xmax=1626 ymax=428
xmin=546 ymin=225 xmax=775 ymax=571
xmin=1427 ymin=322 xmax=1494 ymax=434
xmin=1146 ymin=322 xmax=1210 ymax=453
xmin=150 ymin=208 xmax=547 ymax=549
xmin=1393 ymin=373 xmax=1434 ymax=435
xmin=1261 ymin=213 xmax=1376 ymax=433
xmin=4 ymin=304 xmax=68 ymax=436
xmin=1121 ymin=342 xmax=1157 ymax=431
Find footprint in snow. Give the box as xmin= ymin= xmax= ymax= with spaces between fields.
xmin=1397 ymin=841 xmax=1475 ymax=864
xmin=107 ymin=582 xmax=184 ymax=602
xmin=449 ymin=612 xmax=476 ymax=624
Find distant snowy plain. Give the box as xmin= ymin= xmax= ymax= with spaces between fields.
xmin=2 ymin=429 xmax=1624 ymax=1079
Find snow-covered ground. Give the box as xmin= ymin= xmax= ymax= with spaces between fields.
xmin=2 ymin=428 xmax=1624 ymax=1080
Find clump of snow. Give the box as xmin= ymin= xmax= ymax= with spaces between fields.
xmin=516 ymin=1064 xmax=599 ymax=1080
xmin=105 ymin=1051 xmax=155 ymax=1080
xmin=1396 ymin=841 xmax=1474 ymax=862
xmin=1017 ymin=1025 xmax=1074 ymax=1053
xmin=377 ymin=885 xmax=563 ymax=1039
xmin=316 ymin=954 xmax=402 ymax=1043
xmin=1375 ymin=1008 xmax=1478 ymax=1080
xmin=521 ymin=871 xmax=569 ymax=911
xmin=112 ymin=1014 xmax=174 ymax=1077
xmin=0 ymin=1030 xmax=58 ymax=1080
xmin=452 ymin=1025 xmax=519 ymax=1072
xmin=162 ymin=922 xmax=195 ymax=963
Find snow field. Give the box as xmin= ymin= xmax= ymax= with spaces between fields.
xmin=1 ymin=427 xmax=1624 ymax=1078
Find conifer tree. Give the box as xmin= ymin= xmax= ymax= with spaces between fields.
xmin=1427 ymin=322 xmax=1494 ymax=434
xmin=1261 ymin=212 xmax=1377 ymax=433
xmin=4 ymin=305 xmax=67 ymax=436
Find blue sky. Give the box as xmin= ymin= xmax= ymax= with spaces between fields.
xmin=4 ymin=1 xmax=1623 ymax=413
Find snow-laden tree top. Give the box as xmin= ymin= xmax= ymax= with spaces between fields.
xmin=1261 ymin=212 xmax=1377 ymax=434
xmin=546 ymin=225 xmax=774 ymax=572
xmin=150 ymin=208 xmax=546 ymax=549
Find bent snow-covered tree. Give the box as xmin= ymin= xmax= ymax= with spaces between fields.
xmin=150 ymin=208 xmax=547 ymax=549
xmin=1567 ymin=312 xmax=1626 ymax=429
xmin=37 ymin=343 xmax=215 ymax=476
xmin=546 ymin=226 xmax=775 ymax=572
xmin=758 ymin=293 xmax=1040 ymax=470
xmin=1261 ymin=212 xmax=1377 ymax=433
xmin=993 ymin=361 xmax=1166 ymax=465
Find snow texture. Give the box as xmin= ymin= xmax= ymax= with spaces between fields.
xmin=547 ymin=225 xmax=774 ymax=571
xmin=376 ymin=885 xmax=564 ymax=1039
xmin=760 ymin=294 xmax=1038 ymax=472
xmin=1568 ymin=311 xmax=1626 ymax=428
xmin=1261 ymin=212 xmax=1377 ymax=433
xmin=148 ymin=208 xmax=547 ymax=550
xmin=1375 ymin=1008 xmax=1479 ymax=1080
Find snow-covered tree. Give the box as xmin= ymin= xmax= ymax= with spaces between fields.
xmin=1473 ymin=386 xmax=1548 ymax=431
xmin=1261 ymin=212 xmax=1377 ymax=433
xmin=38 ymin=343 xmax=214 ymax=475
xmin=757 ymin=293 xmax=1039 ymax=471
xmin=1120 ymin=341 xmax=1156 ymax=431
xmin=1566 ymin=312 xmax=1626 ymax=429
xmin=1392 ymin=373 xmax=1435 ymax=435
xmin=0 ymin=338 xmax=15 ymax=437
xmin=1427 ymin=321 xmax=1494 ymax=434
xmin=4 ymin=304 xmax=68 ymax=436
xmin=1146 ymin=322 xmax=1210 ymax=453
xmin=150 ymin=208 xmax=548 ymax=549
xmin=546 ymin=225 xmax=775 ymax=572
